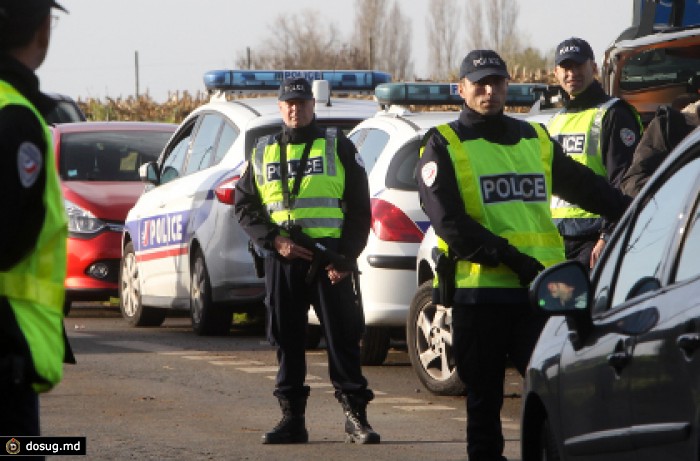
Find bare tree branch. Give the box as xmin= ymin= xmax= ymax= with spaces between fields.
xmin=427 ymin=0 xmax=461 ymax=80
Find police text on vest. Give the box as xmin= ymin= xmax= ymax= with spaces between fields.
xmin=480 ymin=173 xmax=547 ymax=204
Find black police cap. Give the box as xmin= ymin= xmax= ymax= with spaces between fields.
xmin=278 ymin=77 xmax=314 ymax=102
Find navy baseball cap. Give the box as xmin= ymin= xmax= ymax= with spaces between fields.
xmin=555 ymin=37 xmax=594 ymax=65
xmin=278 ymin=77 xmax=314 ymax=101
xmin=459 ymin=50 xmax=510 ymax=82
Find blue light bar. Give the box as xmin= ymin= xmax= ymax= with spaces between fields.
xmin=203 ymin=69 xmax=391 ymax=92
xmin=374 ymin=83 xmax=462 ymax=106
xmin=374 ymin=82 xmax=549 ymax=107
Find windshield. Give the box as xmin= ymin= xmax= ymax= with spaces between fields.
xmin=59 ymin=130 xmax=172 ymax=181
xmin=619 ymin=44 xmax=700 ymax=92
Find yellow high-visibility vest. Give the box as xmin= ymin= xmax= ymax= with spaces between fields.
xmin=0 ymin=80 xmax=68 ymax=392
xmin=252 ymin=128 xmax=345 ymax=239
xmin=429 ymin=122 xmax=564 ymax=289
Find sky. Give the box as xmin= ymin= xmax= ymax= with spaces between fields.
xmin=37 ymin=0 xmax=634 ymax=103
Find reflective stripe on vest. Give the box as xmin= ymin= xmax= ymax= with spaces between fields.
xmin=253 ymin=128 xmax=345 ymax=238
xmin=432 ymin=121 xmax=565 ymax=289
xmin=547 ymin=98 xmax=617 ymax=220
xmin=0 ymin=80 xmax=68 ymax=392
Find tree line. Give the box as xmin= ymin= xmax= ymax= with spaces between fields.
xmin=235 ymin=0 xmax=553 ymax=83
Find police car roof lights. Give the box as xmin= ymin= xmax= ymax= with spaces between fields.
xmin=374 ymin=82 xmax=549 ymax=108
xmin=203 ymin=69 xmax=392 ymax=93
xmin=374 ymin=82 xmax=463 ymax=107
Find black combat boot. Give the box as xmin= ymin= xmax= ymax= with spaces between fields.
xmin=261 ymin=397 xmax=309 ymax=444
xmin=339 ymin=394 xmax=380 ymax=444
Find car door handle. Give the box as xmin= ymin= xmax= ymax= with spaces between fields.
xmin=677 ymin=333 xmax=700 ymax=355
xmin=607 ymin=351 xmax=630 ymax=372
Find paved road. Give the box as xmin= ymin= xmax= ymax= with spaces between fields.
xmin=40 ymin=305 xmax=523 ymax=460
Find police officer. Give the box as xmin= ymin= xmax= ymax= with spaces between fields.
xmin=234 ymin=77 xmax=379 ymax=445
xmin=548 ymin=37 xmax=642 ymax=268
xmin=0 ymin=0 xmax=74 ymax=439
xmin=417 ymin=49 xmax=631 ymax=461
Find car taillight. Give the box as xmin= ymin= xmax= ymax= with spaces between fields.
xmin=370 ymin=198 xmax=423 ymax=243
xmin=214 ymin=175 xmax=240 ymax=205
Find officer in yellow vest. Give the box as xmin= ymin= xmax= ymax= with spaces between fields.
xmin=417 ymin=49 xmax=631 ymax=461
xmin=0 ymin=0 xmax=74 ymax=438
xmin=235 ymin=77 xmax=379 ymax=445
xmin=548 ymin=37 xmax=642 ymax=269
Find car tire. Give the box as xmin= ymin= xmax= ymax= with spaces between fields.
xmin=407 ymin=280 xmax=466 ymax=396
xmin=360 ymin=326 xmax=390 ymax=365
xmin=119 ymin=241 xmax=166 ymax=327
xmin=190 ymin=249 xmax=231 ymax=336
xmin=538 ymin=418 xmax=561 ymax=461
xmin=305 ymin=324 xmax=323 ymax=349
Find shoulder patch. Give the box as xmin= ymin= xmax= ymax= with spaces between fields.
xmin=421 ymin=161 xmax=438 ymax=187
xmin=620 ymin=128 xmax=637 ymax=147
xmin=17 ymin=141 xmax=43 ymax=188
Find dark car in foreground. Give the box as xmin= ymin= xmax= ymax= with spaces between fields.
xmin=521 ymin=126 xmax=700 ymax=460
xmin=54 ymin=122 xmax=176 ymax=312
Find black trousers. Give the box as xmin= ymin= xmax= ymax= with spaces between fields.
xmin=0 ymin=380 xmax=40 ymax=436
xmin=263 ymin=256 xmax=372 ymax=402
xmin=452 ymin=303 xmax=547 ymax=461
xmin=1 ymin=298 xmax=41 ymax=438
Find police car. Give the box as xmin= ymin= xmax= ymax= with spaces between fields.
xmin=119 ymin=70 xmax=387 ymax=335
xmin=306 ymin=81 xmax=545 ymax=365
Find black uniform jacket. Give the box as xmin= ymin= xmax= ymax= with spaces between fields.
xmin=621 ymin=104 xmax=696 ymax=197
xmin=418 ymin=106 xmax=632 ymax=305
xmin=234 ymin=119 xmax=371 ymax=260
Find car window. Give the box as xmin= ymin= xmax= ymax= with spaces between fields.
xmin=161 ymin=121 xmax=195 ymax=184
xmin=386 ymin=139 xmax=420 ymax=191
xmin=46 ymin=100 xmax=86 ymax=124
xmin=184 ymin=114 xmax=223 ymax=175
xmin=619 ymin=44 xmax=700 ymax=93
xmin=59 ymin=130 xmax=172 ymax=182
xmin=607 ymin=156 xmax=700 ymax=308
xmin=213 ymin=122 xmax=238 ymax=165
xmin=349 ymin=128 xmax=390 ymax=173
xmin=245 ymin=126 xmax=282 ymax=161
xmin=674 ymin=175 xmax=700 ymax=283
xmin=592 ymin=228 xmax=625 ymax=315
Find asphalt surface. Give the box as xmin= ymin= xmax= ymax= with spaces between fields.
xmin=38 ymin=304 xmax=523 ymax=460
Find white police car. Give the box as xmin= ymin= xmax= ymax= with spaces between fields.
xmin=307 ymin=82 xmax=546 ymax=365
xmin=119 ymin=70 xmax=387 ymax=335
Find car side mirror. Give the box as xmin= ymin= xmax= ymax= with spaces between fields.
xmin=529 ymin=260 xmax=593 ymax=350
xmin=530 ymin=261 xmax=591 ymax=313
xmin=139 ymin=161 xmax=159 ymax=185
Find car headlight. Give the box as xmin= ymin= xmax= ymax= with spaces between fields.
xmin=65 ymin=199 xmax=106 ymax=234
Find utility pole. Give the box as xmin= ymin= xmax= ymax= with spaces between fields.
xmin=135 ymin=51 xmax=140 ymax=98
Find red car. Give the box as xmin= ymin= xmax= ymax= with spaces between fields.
xmin=52 ymin=122 xmax=177 ymax=312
